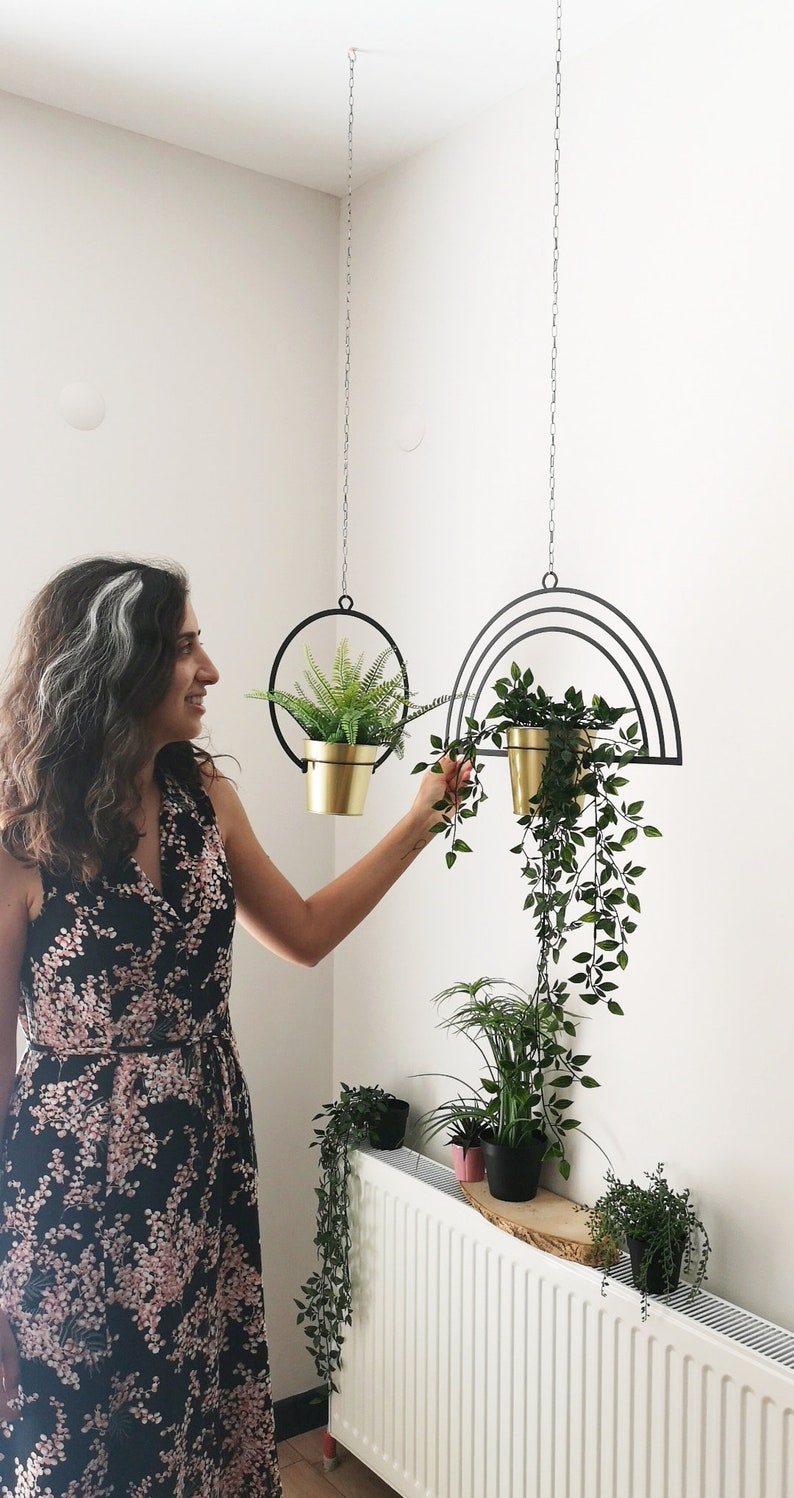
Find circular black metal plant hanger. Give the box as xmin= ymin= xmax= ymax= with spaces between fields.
xmin=267 ymin=597 xmax=410 ymax=774
xmin=265 ymin=52 xmax=412 ymax=780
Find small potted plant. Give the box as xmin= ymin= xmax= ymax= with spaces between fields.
xmin=584 ymin=1163 xmax=711 ymax=1319
xmin=416 ymin=1094 xmax=491 ymax=1183
xmin=426 ymin=978 xmax=598 ymax=1199
xmin=296 ymin=1083 xmax=398 ymax=1394
xmin=367 ymin=1092 xmax=410 ymax=1150
xmin=249 ymin=638 xmax=451 ymax=815
xmin=448 ymin=1117 xmax=487 ymax=1184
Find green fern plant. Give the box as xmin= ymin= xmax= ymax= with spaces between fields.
xmin=248 ymin=638 xmax=450 ymax=758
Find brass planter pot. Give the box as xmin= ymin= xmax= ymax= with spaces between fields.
xmin=506 ymin=726 xmax=592 ymax=817
xmin=304 ymin=741 xmax=379 ymax=816
xmin=506 ymin=727 xmax=550 ymax=816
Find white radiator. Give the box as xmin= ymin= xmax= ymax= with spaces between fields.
xmin=330 ymin=1149 xmax=794 ymax=1498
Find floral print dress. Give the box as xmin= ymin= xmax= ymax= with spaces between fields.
xmin=0 ymin=775 xmax=282 ymax=1497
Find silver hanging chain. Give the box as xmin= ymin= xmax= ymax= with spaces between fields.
xmin=544 ymin=0 xmax=562 ymax=591
xmin=340 ymin=47 xmax=356 ymax=606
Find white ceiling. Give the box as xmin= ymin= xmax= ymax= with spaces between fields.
xmin=0 ymin=1 xmax=665 ymax=196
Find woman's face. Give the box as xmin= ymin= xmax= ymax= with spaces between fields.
xmin=146 ymin=600 xmax=219 ymax=750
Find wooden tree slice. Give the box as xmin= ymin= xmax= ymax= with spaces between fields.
xmin=459 ymin=1180 xmax=604 ymax=1265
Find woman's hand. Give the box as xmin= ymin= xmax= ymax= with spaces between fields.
xmin=0 ymin=1310 xmax=20 ymax=1422
xmin=411 ymin=753 xmax=473 ymax=842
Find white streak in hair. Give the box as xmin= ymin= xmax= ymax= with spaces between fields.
xmin=37 ymin=571 xmax=145 ymax=730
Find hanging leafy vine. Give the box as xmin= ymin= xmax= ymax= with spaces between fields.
xmin=295 ymin=1084 xmax=388 ymax=1393
xmin=414 ymin=666 xmax=661 ymax=1176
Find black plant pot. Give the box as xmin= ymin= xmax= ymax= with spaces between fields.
xmin=626 ymin=1235 xmax=685 ymax=1297
xmin=480 ymin=1132 xmax=546 ymax=1202
xmin=368 ymin=1097 xmax=410 ymax=1150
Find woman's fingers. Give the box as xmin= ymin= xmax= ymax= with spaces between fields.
xmin=439 ymin=754 xmax=473 ymax=808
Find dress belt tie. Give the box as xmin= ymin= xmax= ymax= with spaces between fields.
xmin=28 ymin=1033 xmax=235 ymax=1117
xmin=30 ymin=1037 xmax=214 ymax=1054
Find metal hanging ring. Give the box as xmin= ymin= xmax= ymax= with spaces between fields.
xmin=542 ymin=571 xmax=559 ymax=590
xmin=266 ymin=605 xmax=411 ymax=774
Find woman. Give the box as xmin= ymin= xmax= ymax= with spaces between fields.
xmin=0 ymin=557 xmax=463 ymax=1496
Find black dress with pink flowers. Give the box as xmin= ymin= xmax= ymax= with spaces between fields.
xmin=0 ymin=775 xmax=282 ymax=1496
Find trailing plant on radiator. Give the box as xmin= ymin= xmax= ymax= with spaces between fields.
xmin=584 ymin=1163 xmax=711 ymax=1318
xmin=295 ymin=1084 xmax=392 ymax=1394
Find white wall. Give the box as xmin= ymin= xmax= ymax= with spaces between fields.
xmin=333 ymin=0 xmax=794 ymax=1333
xmin=3 ymin=0 xmax=792 ymax=1400
xmin=0 ymin=90 xmax=339 ymax=1397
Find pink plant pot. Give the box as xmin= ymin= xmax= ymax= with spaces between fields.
xmin=451 ymin=1144 xmax=485 ymax=1184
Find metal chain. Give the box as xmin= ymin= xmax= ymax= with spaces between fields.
xmin=341 ymin=47 xmax=356 ymax=604
xmin=545 ymin=0 xmax=562 ymax=591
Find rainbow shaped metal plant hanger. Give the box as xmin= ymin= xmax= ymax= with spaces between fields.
xmin=447 ymin=0 xmax=682 ymax=768
xmin=444 ymin=577 xmax=682 ymax=767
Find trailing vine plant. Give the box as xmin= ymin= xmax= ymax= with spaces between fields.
xmin=414 ymin=665 xmax=661 ymax=1178
xmin=584 ymin=1163 xmax=711 ymax=1318
xmin=295 ymin=1084 xmax=388 ymax=1394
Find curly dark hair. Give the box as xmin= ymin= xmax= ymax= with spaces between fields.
xmin=0 ymin=556 xmax=216 ymax=878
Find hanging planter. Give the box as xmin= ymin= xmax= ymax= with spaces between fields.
xmin=505 ymin=726 xmax=549 ymax=815
xmin=415 ymin=671 xmax=661 ymax=1182
xmin=505 ymin=725 xmax=594 ymax=816
xmin=487 ymin=667 xmax=594 ymax=816
xmin=438 ymin=0 xmax=682 ymax=786
xmin=256 ymin=50 xmax=438 ymax=821
xmin=304 ymin=741 xmax=378 ymax=816
xmin=249 ymin=637 xmax=451 ymax=817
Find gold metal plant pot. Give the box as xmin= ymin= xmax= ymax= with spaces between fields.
xmin=506 ymin=727 xmax=550 ymax=816
xmin=304 ymin=741 xmax=379 ymax=816
xmin=506 ymin=727 xmax=592 ymax=817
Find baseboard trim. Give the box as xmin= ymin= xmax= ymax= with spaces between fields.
xmin=273 ymin=1386 xmax=328 ymax=1441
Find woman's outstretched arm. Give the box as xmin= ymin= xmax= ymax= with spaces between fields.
xmin=207 ymin=758 xmax=465 ymax=968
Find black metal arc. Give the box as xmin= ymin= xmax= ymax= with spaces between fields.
xmin=466 ymin=624 xmax=651 ymax=757
xmin=452 ymin=608 xmax=659 ymax=752
xmin=266 ymin=601 xmax=410 ymax=774
xmin=445 ymin=585 xmax=682 ymax=766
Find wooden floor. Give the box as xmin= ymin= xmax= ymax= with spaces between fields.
xmin=279 ymin=1423 xmax=399 ymax=1497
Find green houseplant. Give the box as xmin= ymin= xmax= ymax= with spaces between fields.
xmin=296 ymin=1084 xmax=408 ymax=1394
xmin=414 ymin=666 xmax=660 ymax=1176
xmin=416 ymin=1093 xmax=491 ymax=1183
xmin=584 ymin=1163 xmax=711 ymax=1318
xmin=249 ymin=638 xmax=451 ymax=815
xmin=421 ymin=978 xmax=598 ymax=1198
